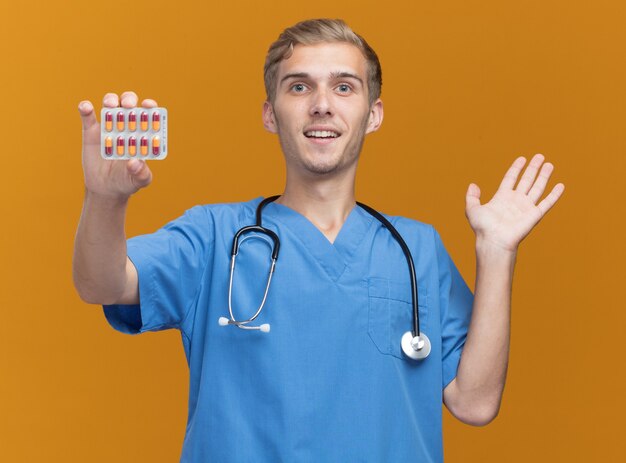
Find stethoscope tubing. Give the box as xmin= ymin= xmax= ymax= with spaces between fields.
xmin=356 ymin=202 xmax=421 ymax=339
xmin=222 ymin=196 xmax=428 ymax=358
xmin=223 ymin=196 xmax=281 ymax=331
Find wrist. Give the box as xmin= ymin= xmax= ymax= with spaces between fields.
xmin=84 ymin=189 xmax=130 ymax=209
xmin=475 ymin=236 xmax=518 ymax=260
xmin=474 ymin=238 xmax=517 ymax=283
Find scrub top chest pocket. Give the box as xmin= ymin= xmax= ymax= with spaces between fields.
xmin=367 ymin=277 xmax=429 ymax=360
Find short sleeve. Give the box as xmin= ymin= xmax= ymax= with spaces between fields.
xmin=434 ymin=229 xmax=473 ymax=389
xmin=103 ymin=206 xmax=213 ymax=335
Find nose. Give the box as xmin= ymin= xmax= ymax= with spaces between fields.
xmin=309 ymin=88 xmax=333 ymax=117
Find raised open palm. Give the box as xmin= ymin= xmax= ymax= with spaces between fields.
xmin=465 ymin=154 xmax=565 ymax=252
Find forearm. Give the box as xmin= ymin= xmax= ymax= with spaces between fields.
xmin=444 ymin=239 xmax=516 ymax=425
xmin=445 ymin=154 xmax=563 ymax=425
xmin=72 ymin=191 xmax=133 ymax=304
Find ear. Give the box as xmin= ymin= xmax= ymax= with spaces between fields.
xmin=365 ymin=99 xmax=384 ymax=134
xmin=262 ymin=101 xmax=278 ymax=133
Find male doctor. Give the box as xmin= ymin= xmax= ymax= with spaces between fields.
xmin=73 ymin=18 xmax=564 ymax=462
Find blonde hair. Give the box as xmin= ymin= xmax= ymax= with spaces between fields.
xmin=264 ymin=19 xmax=382 ymax=105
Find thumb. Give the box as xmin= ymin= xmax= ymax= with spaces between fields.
xmin=465 ymin=183 xmax=481 ymax=211
xmin=127 ymin=159 xmax=153 ymax=190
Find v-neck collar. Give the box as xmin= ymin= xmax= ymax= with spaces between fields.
xmin=263 ymin=200 xmax=375 ymax=282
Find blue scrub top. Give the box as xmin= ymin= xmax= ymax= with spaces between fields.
xmin=104 ymin=197 xmax=473 ymax=462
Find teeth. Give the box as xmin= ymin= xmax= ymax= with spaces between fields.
xmin=305 ymin=130 xmax=339 ymax=138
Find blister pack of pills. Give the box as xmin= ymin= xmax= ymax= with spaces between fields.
xmin=100 ymin=107 xmax=168 ymax=160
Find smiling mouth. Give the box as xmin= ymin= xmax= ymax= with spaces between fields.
xmin=304 ymin=130 xmax=340 ymax=139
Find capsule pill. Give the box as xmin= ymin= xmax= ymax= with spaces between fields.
xmin=128 ymin=111 xmax=136 ymax=131
xmin=116 ymin=136 xmax=125 ymax=155
xmin=152 ymin=136 xmax=160 ymax=156
xmin=140 ymin=112 xmax=149 ymax=131
xmin=128 ymin=136 xmax=137 ymax=156
xmin=105 ymin=112 xmax=113 ymax=132
xmin=140 ymin=137 xmax=148 ymax=156
xmin=152 ymin=112 xmax=160 ymax=131
xmin=104 ymin=137 xmax=113 ymax=155
xmin=116 ymin=112 xmax=125 ymax=131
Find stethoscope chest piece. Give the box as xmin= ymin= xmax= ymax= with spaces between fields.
xmin=401 ymin=331 xmax=431 ymax=360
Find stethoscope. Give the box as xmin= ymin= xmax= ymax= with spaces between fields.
xmin=218 ymin=196 xmax=431 ymax=361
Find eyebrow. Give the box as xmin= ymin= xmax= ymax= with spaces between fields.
xmin=280 ymin=71 xmax=364 ymax=86
xmin=280 ymin=72 xmax=309 ymax=84
xmin=329 ymin=72 xmax=363 ymax=86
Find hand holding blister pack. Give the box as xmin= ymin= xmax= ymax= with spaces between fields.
xmin=78 ymin=92 xmax=161 ymax=199
xmin=101 ymin=107 xmax=168 ymax=159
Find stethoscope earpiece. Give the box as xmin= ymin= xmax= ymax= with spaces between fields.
xmin=218 ymin=316 xmax=271 ymax=333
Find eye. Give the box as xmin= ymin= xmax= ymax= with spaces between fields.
xmin=336 ymin=83 xmax=352 ymax=94
xmin=290 ymin=83 xmax=307 ymax=93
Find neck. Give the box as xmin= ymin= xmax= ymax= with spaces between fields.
xmin=276 ymin=168 xmax=356 ymax=243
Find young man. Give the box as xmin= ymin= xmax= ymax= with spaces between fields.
xmin=74 ymin=19 xmax=563 ymax=462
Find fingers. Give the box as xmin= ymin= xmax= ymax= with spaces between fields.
xmin=141 ymin=98 xmax=158 ymax=108
xmin=85 ymin=91 xmax=156 ymax=134
xmin=537 ymin=183 xmax=565 ymax=216
xmin=120 ymin=91 xmax=138 ymax=108
xmin=515 ymin=153 xmax=545 ymax=194
xmin=527 ymin=162 xmax=554 ymax=203
xmin=499 ymin=153 xmax=564 ymax=214
xmin=498 ymin=156 xmax=527 ymax=191
xmin=102 ymin=92 xmax=158 ymax=109
xmin=78 ymin=100 xmax=98 ymax=131
xmin=102 ymin=93 xmax=119 ymax=108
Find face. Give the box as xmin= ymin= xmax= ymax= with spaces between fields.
xmin=263 ymin=42 xmax=383 ymax=178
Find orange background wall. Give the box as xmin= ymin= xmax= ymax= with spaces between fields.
xmin=0 ymin=0 xmax=623 ymax=461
